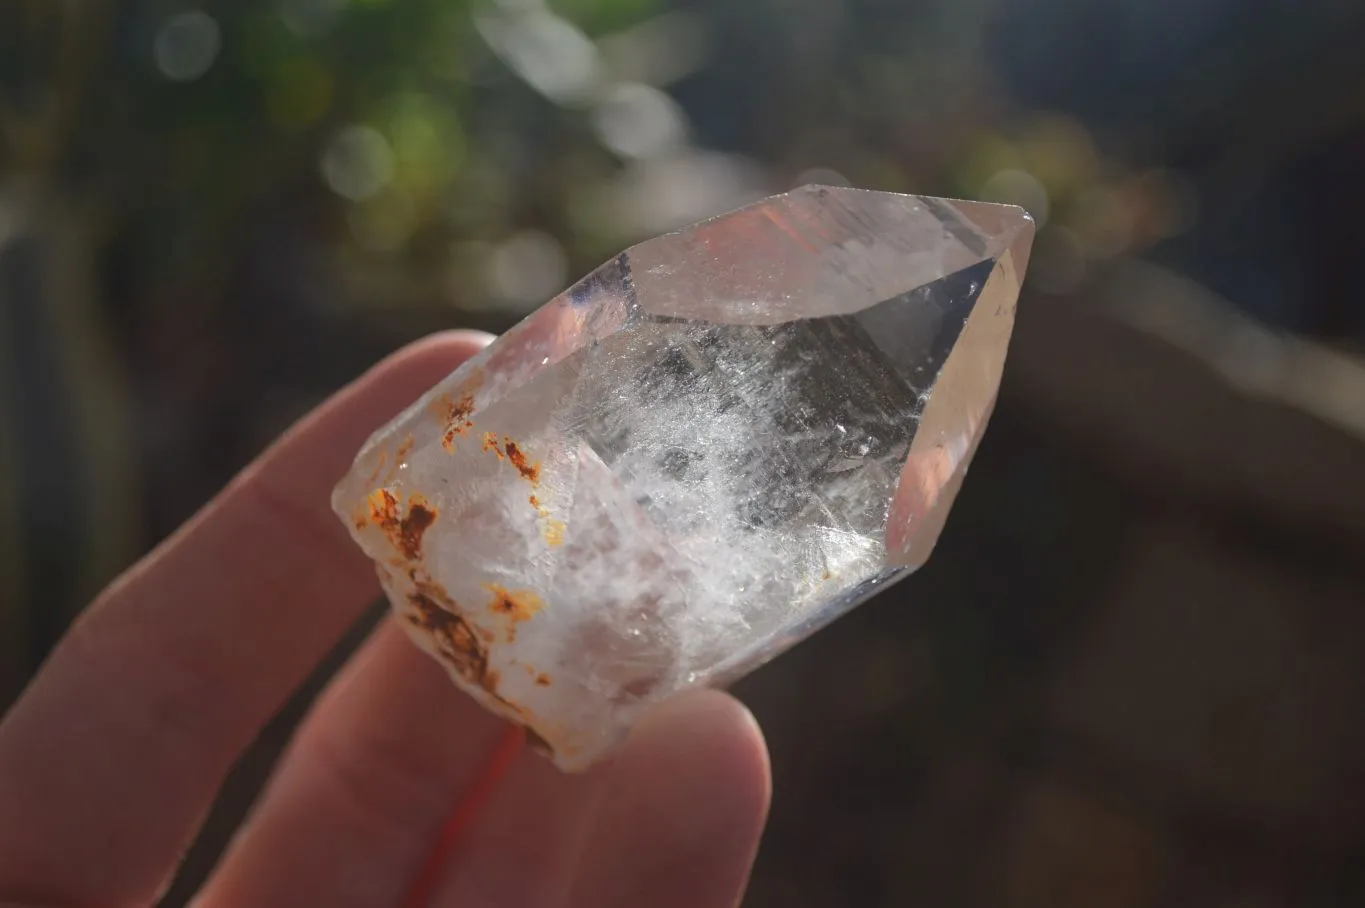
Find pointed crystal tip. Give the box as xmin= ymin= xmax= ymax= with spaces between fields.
xmin=333 ymin=186 xmax=1034 ymax=769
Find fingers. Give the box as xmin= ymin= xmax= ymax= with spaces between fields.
xmin=193 ymin=619 xmax=509 ymax=908
xmin=0 ymin=331 xmax=493 ymax=908
xmin=196 ymin=623 xmax=770 ymax=908
xmin=431 ymin=725 xmax=616 ymax=907
xmin=565 ymin=691 xmax=772 ymax=908
xmin=434 ymin=690 xmax=772 ymax=908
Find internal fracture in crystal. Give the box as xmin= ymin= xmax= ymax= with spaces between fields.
xmin=333 ymin=185 xmax=1035 ymax=769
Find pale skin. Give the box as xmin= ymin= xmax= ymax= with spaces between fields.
xmin=0 ymin=331 xmax=772 ymax=908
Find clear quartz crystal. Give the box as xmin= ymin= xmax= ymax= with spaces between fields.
xmin=333 ymin=185 xmax=1034 ymax=769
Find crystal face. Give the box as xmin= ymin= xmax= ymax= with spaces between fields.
xmin=333 ymin=185 xmax=1034 ymax=769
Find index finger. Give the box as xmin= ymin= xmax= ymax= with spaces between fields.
xmin=0 ymin=331 xmax=492 ymax=908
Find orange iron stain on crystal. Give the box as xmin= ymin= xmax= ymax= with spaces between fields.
xmin=483 ymin=583 xmax=544 ymax=643
xmin=364 ymin=449 xmax=389 ymax=485
xmin=501 ymin=437 xmax=540 ymax=483
xmin=367 ymin=490 xmax=439 ymax=560
xmin=432 ymin=392 xmax=476 ymax=451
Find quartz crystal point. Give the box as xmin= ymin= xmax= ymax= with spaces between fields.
xmin=333 ymin=185 xmax=1034 ymax=769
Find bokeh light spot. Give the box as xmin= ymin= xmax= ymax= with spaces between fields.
xmin=154 ymin=11 xmax=222 ymax=82
xmin=1072 ymin=187 xmax=1134 ymax=259
xmin=382 ymin=93 xmax=466 ymax=195
xmin=490 ymin=230 xmax=568 ymax=310
xmin=591 ymin=83 xmax=687 ymax=160
xmin=322 ymin=125 xmax=395 ymax=201
xmin=980 ymin=168 xmax=1050 ymax=227
xmin=477 ymin=7 xmax=603 ymax=106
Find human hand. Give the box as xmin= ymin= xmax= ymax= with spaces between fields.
xmin=0 ymin=331 xmax=772 ymax=908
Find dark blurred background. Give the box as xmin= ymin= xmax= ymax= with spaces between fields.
xmin=4 ymin=0 xmax=1365 ymax=905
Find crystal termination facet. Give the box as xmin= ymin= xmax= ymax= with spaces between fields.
xmin=333 ymin=185 xmax=1035 ymax=770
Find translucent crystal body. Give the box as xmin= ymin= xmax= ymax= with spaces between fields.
xmin=333 ymin=185 xmax=1034 ymax=769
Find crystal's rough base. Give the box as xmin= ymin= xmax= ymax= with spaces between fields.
xmin=333 ymin=186 xmax=1034 ymax=769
